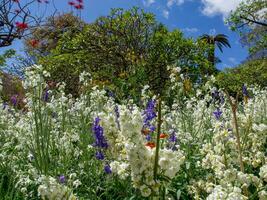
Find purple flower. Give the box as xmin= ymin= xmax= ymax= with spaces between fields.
xmin=107 ymin=90 xmax=115 ymax=98
xmin=95 ymin=151 xmax=105 ymax=160
xmin=10 ymin=94 xmax=18 ymax=106
xmin=2 ymin=102 xmax=8 ymax=110
xmin=169 ymin=131 xmax=177 ymax=143
xmin=220 ymin=95 xmax=225 ymax=104
xmin=145 ymin=134 xmax=151 ymax=141
xmin=43 ymin=89 xmax=49 ymax=102
xmin=114 ymin=105 xmax=120 ymax=130
xmin=242 ymin=85 xmax=248 ymax=96
xmin=143 ymin=99 xmax=157 ymax=132
xmin=213 ymin=108 xmax=222 ymax=120
xmin=104 ymin=165 xmax=112 ymax=174
xmin=59 ymin=175 xmax=66 ymax=184
xmin=211 ymin=90 xmax=219 ymax=99
xmin=92 ymin=117 xmax=108 ymax=149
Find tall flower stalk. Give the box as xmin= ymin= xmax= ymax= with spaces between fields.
xmin=225 ymin=91 xmax=244 ymax=173
xmin=153 ymin=96 xmax=162 ymax=180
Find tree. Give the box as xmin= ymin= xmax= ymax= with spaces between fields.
xmin=216 ymin=58 xmax=267 ymax=94
xmin=40 ymin=7 xmax=158 ymax=96
xmin=200 ymin=34 xmax=231 ymax=75
xmin=227 ymin=0 xmax=267 ymax=59
xmin=24 ymin=13 xmax=85 ymax=57
xmin=40 ymin=8 xmax=210 ymax=98
xmin=0 ymin=0 xmax=51 ymax=48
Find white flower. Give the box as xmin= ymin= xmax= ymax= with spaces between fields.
xmin=259 ymin=164 xmax=267 ymax=182
xmin=140 ymin=185 xmax=151 ymax=197
xmin=73 ymin=179 xmax=82 ymax=188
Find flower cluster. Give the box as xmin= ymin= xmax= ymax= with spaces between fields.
xmin=0 ymin=66 xmax=266 ymax=199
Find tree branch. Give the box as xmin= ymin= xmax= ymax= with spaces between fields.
xmin=240 ymin=15 xmax=267 ymax=27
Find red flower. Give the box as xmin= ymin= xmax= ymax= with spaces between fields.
xmin=15 ymin=22 xmax=28 ymax=30
xmin=29 ymin=39 xmax=39 ymax=48
xmin=74 ymin=4 xmax=84 ymax=9
xmin=76 ymin=0 xmax=83 ymax=3
xmin=12 ymin=0 xmax=19 ymax=3
xmin=14 ymin=9 xmax=21 ymax=14
xmin=160 ymin=133 xmax=168 ymax=139
xmin=145 ymin=142 xmax=156 ymax=149
xmin=68 ymin=1 xmax=75 ymax=6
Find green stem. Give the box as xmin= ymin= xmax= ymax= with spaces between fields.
xmin=153 ymin=96 xmax=162 ymax=180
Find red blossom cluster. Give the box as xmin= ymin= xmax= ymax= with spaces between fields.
xmin=29 ymin=39 xmax=39 ymax=48
xmin=68 ymin=0 xmax=84 ymax=10
xmin=145 ymin=142 xmax=156 ymax=149
xmin=14 ymin=9 xmax=21 ymax=14
xmin=15 ymin=22 xmax=28 ymax=30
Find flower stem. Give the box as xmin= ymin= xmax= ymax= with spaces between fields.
xmin=225 ymin=91 xmax=244 ymax=173
xmin=154 ymin=96 xmax=162 ymax=180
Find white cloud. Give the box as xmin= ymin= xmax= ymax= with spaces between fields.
xmin=183 ymin=27 xmax=199 ymax=33
xmin=201 ymin=0 xmax=243 ymax=17
xmin=167 ymin=0 xmax=185 ymax=8
xmin=209 ymin=28 xmax=216 ymax=35
xmin=228 ymin=57 xmax=238 ymax=64
xmin=143 ymin=0 xmax=155 ymax=7
xmin=162 ymin=9 xmax=170 ymax=19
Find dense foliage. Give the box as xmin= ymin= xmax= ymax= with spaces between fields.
xmin=227 ymin=0 xmax=267 ymax=59
xmin=216 ymin=59 xmax=267 ymax=93
xmin=38 ymin=8 xmax=209 ymax=98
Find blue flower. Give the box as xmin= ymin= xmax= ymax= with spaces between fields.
xmin=143 ymin=99 xmax=157 ymax=132
xmin=104 ymin=165 xmax=112 ymax=174
xmin=212 ymin=90 xmax=219 ymax=99
xmin=242 ymin=84 xmax=248 ymax=96
xmin=2 ymin=102 xmax=8 ymax=110
xmin=95 ymin=151 xmax=105 ymax=160
xmin=43 ymin=89 xmax=49 ymax=102
xmin=213 ymin=108 xmax=222 ymax=120
xmin=169 ymin=131 xmax=177 ymax=143
xmin=114 ymin=105 xmax=120 ymax=130
xmin=145 ymin=134 xmax=151 ymax=141
xmin=59 ymin=175 xmax=66 ymax=184
xmin=92 ymin=117 xmax=108 ymax=149
xmin=10 ymin=94 xmax=18 ymax=107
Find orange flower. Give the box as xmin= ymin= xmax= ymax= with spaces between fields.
xmin=141 ymin=129 xmax=150 ymax=135
xmin=160 ymin=133 xmax=168 ymax=139
xmin=145 ymin=142 xmax=156 ymax=149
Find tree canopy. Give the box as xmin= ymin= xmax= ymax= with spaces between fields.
xmin=227 ymin=0 xmax=267 ymax=59
xmin=38 ymin=8 xmax=209 ymax=98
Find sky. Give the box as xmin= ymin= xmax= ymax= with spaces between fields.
xmin=1 ymin=0 xmax=248 ymax=70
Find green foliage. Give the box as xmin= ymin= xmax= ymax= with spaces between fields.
xmin=40 ymin=8 xmax=209 ymax=99
xmin=25 ymin=13 xmax=85 ymax=57
xmin=0 ymin=165 xmax=24 ymax=200
xmin=227 ymin=0 xmax=267 ymax=58
xmin=0 ymin=72 xmax=25 ymax=108
xmin=216 ymin=59 xmax=267 ymax=93
xmin=40 ymin=8 xmax=157 ymax=97
xmin=0 ymin=49 xmax=16 ymax=67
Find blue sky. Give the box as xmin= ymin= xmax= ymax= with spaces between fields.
xmin=1 ymin=0 xmax=248 ymax=70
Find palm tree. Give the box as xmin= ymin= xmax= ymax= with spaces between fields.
xmin=200 ymin=34 xmax=231 ymax=75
